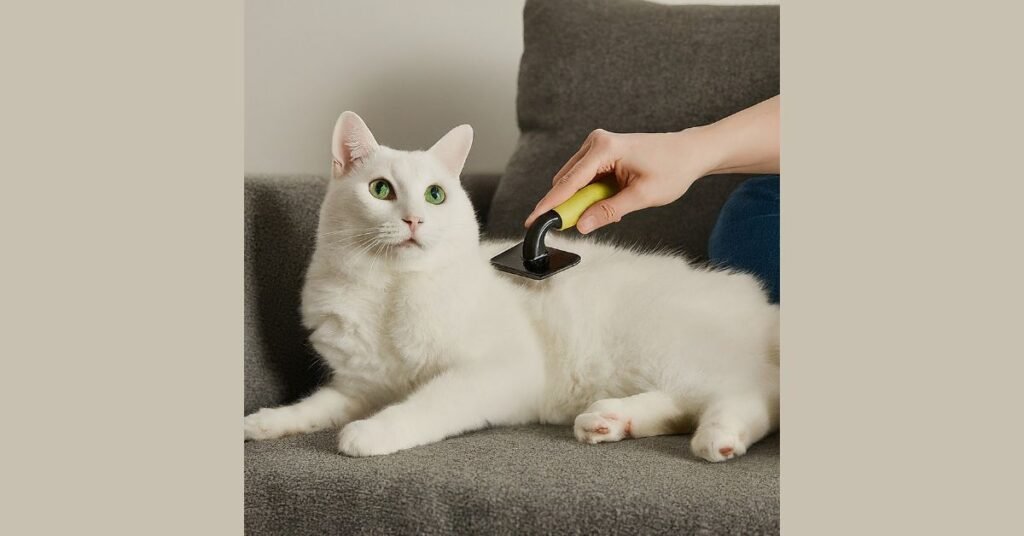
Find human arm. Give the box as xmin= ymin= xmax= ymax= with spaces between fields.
xmin=525 ymin=95 xmax=780 ymax=234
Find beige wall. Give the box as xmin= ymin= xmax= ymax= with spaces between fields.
xmin=245 ymin=0 xmax=779 ymax=176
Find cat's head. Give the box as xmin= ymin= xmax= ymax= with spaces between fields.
xmin=317 ymin=111 xmax=479 ymax=271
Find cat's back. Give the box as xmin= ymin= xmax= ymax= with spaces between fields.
xmin=482 ymin=236 xmax=772 ymax=314
xmin=484 ymin=235 xmax=777 ymax=365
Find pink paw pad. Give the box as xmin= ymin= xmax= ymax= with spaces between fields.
xmin=589 ymin=412 xmax=622 ymax=434
xmin=574 ymin=412 xmax=631 ymax=444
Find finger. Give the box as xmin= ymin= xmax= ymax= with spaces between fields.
xmin=550 ymin=138 xmax=592 ymax=187
xmin=575 ymin=187 xmax=648 ymax=234
xmin=525 ymin=143 xmax=613 ymax=227
xmin=525 ymin=129 xmax=617 ymax=227
xmin=524 ymin=143 xmax=592 ymax=228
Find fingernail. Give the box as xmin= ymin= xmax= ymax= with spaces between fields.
xmin=577 ymin=216 xmax=596 ymax=234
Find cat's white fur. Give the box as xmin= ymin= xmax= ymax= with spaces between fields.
xmin=244 ymin=112 xmax=780 ymax=462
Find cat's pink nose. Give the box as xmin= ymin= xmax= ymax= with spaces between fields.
xmin=402 ymin=217 xmax=422 ymax=233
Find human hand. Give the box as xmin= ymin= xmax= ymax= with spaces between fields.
xmin=524 ymin=96 xmax=780 ymax=234
xmin=524 ymin=127 xmax=716 ymax=234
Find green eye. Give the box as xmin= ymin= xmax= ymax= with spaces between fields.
xmin=368 ymin=179 xmax=393 ymax=200
xmin=425 ymin=185 xmax=446 ymax=205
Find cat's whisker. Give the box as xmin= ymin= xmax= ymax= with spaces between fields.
xmin=365 ymin=239 xmax=387 ymax=274
xmin=323 ymin=234 xmax=375 ymax=244
xmin=325 ymin=233 xmax=370 ymax=244
xmin=320 ymin=228 xmax=380 ymax=238
xmin=319 ymin=228 xmax=380 ymax=240
xmin=321 ymin=231 xmax=382 ymax=244
xmin=327 ymin=227 xmax=391 ymax=248
xmin=350 ymin=237 xmax=379 ymax=259
xmin=370 ymin=242 xmax=383 ymax=273
xmin=326 ymin=237 xmax=370 ymax=251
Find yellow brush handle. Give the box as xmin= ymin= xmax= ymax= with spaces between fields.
xmin=552 ymin=178 xmax=619 ymax=230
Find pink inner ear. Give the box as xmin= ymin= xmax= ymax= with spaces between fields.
xmin=429 ymin=124 xmax=473 ymax=177
xmin=345 ymin=135 xmax=373 ymax=162
xmin=332 ymin=112 xmax=379 ymax=172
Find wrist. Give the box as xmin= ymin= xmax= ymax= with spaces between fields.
xmin=673 ymin=125 xmax=727 ymax=177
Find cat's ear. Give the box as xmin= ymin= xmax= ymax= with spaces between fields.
xmin=332 ymin=111 xmax=379 ymax=176
xmin=428 ymin=124 xmax=473 ymax=178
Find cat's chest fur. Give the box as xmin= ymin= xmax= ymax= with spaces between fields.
xmin=305 ymin=267 xmax=470 ymax=392
xmin=381 ymin=272 xmax=465 ymax=368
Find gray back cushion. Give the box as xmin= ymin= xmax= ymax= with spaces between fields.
xmin=245 ymin=176 xmax=328 ymax=414
xmin=486 ymin=0 xmax=779 ymax=260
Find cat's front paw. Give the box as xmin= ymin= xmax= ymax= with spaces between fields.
xmin=574 ymin=412 xmax=631 ymax=444
xmin=691 ymin=423 xmax=747 ymax=462
xmin=337 ymin=418 xmax=406 ymax=457
xmin=244 ymin=407 xmax=294 ymax=441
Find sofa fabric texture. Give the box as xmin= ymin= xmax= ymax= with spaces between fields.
xmin=486 ymin=0 xmax=780 ymax=262
xmin=246 ymin=427 xmax=779 ymax=535
xmin=245 ymin=0 xmax=780 ymax=533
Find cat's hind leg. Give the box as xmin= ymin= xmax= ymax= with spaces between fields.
xmin=574 ymin=391 xmax=691 ymax=444
xmin=690 ymin=392 xmax=777 ymax=462
xmin=244 ymin=387 xmax=358 ymax=441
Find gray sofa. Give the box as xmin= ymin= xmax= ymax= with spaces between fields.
xmin=246 ymin=1 xmax=779 ymax=533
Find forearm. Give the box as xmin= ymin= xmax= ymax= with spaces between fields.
xmin=526 ymin=95 xmax=781 ymax=231
xmin=687 ymin=95 xmax=780 ymax=176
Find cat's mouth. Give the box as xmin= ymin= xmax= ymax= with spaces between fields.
xmin=398 ymin=237 xmax=422 ymax=248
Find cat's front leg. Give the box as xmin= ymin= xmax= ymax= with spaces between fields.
xmin=244 ymin=312 xmax=373 ymax=441
xmin=337 ymin=363 xmax=539 ymax=456
xmin=244 ymin=387 xmax=360 ymax=441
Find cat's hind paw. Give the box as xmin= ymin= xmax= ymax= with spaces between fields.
xmin=690 ymin=423 xmax=747 ymax=462
xmin=574 ymin=412 xmax=631 ymax=444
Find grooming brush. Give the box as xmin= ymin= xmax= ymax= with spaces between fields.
xmin=490 ymin=178 xmax=618 ymax=280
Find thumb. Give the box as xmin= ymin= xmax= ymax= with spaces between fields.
xmin=575 ymin=187 xmax=647 ymax=234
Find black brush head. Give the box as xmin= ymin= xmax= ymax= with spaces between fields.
xmin=490 ymin=209 xmax=582 ymax=280
xmin=490 ymin=242 xmax=581 ymax=280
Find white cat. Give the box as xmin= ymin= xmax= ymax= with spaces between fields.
xmin=244 ymin=111 xmax=780 ymax=462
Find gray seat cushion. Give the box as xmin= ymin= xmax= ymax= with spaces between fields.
xmin=486 ymin=0 xmax=780 ymax=261
xmin=246 ymin=425 xmax=779 ymax=534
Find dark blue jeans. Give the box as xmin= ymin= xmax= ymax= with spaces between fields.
xmin=708 ymin=175 xmax=780 ymax=303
